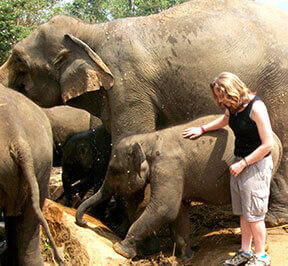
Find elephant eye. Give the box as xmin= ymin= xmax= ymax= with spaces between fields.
xmin=13 ymin=53 xmax=25 ymax=65
xmin=15 ymin=56 xmax=23 ymax=64
xmin=12 ymin=51 xmax=29 ymax=71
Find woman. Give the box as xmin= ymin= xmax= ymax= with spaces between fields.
xmin=183 ymin=72 xmax=273 ymax=266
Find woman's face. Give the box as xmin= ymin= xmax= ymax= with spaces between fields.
xmin=213 ymin=87 xmax=231 ymax=108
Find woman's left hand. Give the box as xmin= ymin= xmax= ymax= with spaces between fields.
xmin=229 ymin=160 xmax=246 ymax=177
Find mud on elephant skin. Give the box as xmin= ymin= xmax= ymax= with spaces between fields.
xmin=61 ymin=126 xmax=111 ymax=207
xmin=42 ymin=106 xmax=102 ymax=166
xmin=1 ymin=0 xmax=288 ymax=225
xmin=0 ymin=84 xmax=63 ymax=265
xmin=76 ymin=115 xmax=282 ymax=259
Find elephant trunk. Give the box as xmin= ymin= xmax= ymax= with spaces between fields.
xmin=76 ymin=180 xmax=113 ymax=227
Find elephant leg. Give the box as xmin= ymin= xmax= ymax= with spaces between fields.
xmin=266 ymin=133 xmax=288 ymax=226
xmin=1 ymin=166 xmax=49 ymax=266
xmin=266 ymin=174 xmax=288 ymax=226
xmin=265 ymin=148 xmax=288 ymax=226
xmin=114 ymin=204 xmax=177 ymax=258
xmin=125 ymin=185 xmax=160 ymax=256
xmin=7 ymin=190 xmax=47 ymax=266
xmin=114 ymin=179 xmax=182 ymax=259
xmin=4 ymin=212 xmax=43 ymax=266
xmin=2 ymin=216 xmax=17 ymax=266
xmin=169 ymin=201 xmax=192 ymax=259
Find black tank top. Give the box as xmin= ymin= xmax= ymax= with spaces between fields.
xmin=228 ymin=96 xmax=269 ymax=158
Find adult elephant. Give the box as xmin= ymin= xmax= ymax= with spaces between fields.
xmin=0 ymin=84 xmax=62 ymax=265
xmin=0 ymin=0 xmax=288 ymax=225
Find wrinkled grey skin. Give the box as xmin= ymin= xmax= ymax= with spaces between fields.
xmin=61 ymin=126 xmax=111 ymax=207
xmin=42 ymin=106 xmax=102 ymax=166
xmin=76 ymin=115 xmax=282 ymax=259
xmin=0 ymin=0 xmax=288 ymax=225
xmin=0 ymin=84 xmax=63 ymax=265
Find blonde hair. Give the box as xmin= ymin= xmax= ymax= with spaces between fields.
xmin=210 ymin=72 xmax=254 ymax=113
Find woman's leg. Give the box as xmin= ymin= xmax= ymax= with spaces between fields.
xmin=249 ymin=219 xmax=266 ymax=255
xmin=240 ymin=216 xmax=253 ymax=253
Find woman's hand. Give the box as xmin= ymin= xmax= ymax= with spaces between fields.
xmin=229 ymin=159 xmax=246 ymax=177
xmin=182 ymin=126 xmax=203 ymax=139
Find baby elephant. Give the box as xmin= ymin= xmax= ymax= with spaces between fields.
xmin=61 ymin=126 xmax=111 ymax=207
xmin=0 ymin=85 xmax=62 ymax=265
xmin=43 ymin=106 xmax=102 ymax=166
xmin=76 ymin=114 xmax=282 ymax=259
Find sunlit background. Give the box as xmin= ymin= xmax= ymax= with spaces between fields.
xmin=255 ymin=0 xmax=288 ymax=13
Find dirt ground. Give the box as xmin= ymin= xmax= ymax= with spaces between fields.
xmin=125 ymin=203 xmax=288 ymax=266
xmin=43 ymin=168 xmax=288 ymax=265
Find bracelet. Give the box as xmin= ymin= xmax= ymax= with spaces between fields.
xmin=243 ymin=157 xmax=249 ymax=167
xmin=201 ymin=125 xmax=206 ymax=134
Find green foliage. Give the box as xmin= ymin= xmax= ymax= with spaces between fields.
xmin=120 ymin=0 xmax=189 ymax=18
xmin=65 ymin=0 xmax=110 ymax=23
xmin=64 ymin=0 xmax=190 ymax=22
xmin=0 ymin=0 xmax=65 ymax=64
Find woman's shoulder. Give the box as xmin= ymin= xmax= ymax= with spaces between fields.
xmin=252 ymin=94 xmax=266 ymax=107
xmin=253 ymin=99 xmax=266 ymax=110
xmin=251 ymin=98 xmax=268 ymax=120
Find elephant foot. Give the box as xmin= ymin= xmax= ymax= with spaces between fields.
xmin=266 ymin=174 xmax=288 ymax=227
xmin=113 ymin=241 xmax=137 ymax=259
xmin=265 ymin=208 xmax=288 ymax=227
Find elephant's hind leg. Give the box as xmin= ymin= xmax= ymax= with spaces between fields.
xmin=1 ymin=216 xmax=18 ymax=266
xmin=169 ymin=202 xmax=193 ymax=259
xmin=10 ymin=199 xmax=44 ymax=266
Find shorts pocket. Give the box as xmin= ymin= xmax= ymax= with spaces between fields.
xmin=250 ymin=190 xmax=269 ymax=216
xmin=257 ymin=157 xmax=273 ymax=181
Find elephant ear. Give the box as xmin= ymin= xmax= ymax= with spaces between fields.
xmin=132 ymin=142 xmax=150 ymax=181
xmin=55 ymin=34 xmax=114 ymax=103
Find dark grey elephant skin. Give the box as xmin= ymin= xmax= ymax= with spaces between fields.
xmin=76 ymin=115 xmax=282 ymax=259
xmin=0 ymin=84 xmax=62 ymax=265
xmin=42 ymin=106 xmax=102 ymax=166
xmin=61 ymin=126 xmax=111 ymax=207
xmin=0 ymin=0 xmax=288 ymax=225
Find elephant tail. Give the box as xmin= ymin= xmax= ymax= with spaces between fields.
xmin=10 ymin=137 xmax=64 ymax=265
xmin=76 ymin=181 xmax=113 ymax=227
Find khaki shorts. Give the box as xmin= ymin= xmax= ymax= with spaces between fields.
xmin=230 ymin=155 xmax=273 ymax=222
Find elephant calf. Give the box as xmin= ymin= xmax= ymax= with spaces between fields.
xmin=43 ymin=106 xmax=102 ymax=166
xmin=0 ymin=84 xmax=63 ymax=265
xmin=76 ymin=115 xmax=282 ymax=259
xmin=61 ymin=126 xmax=111 ymax=207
